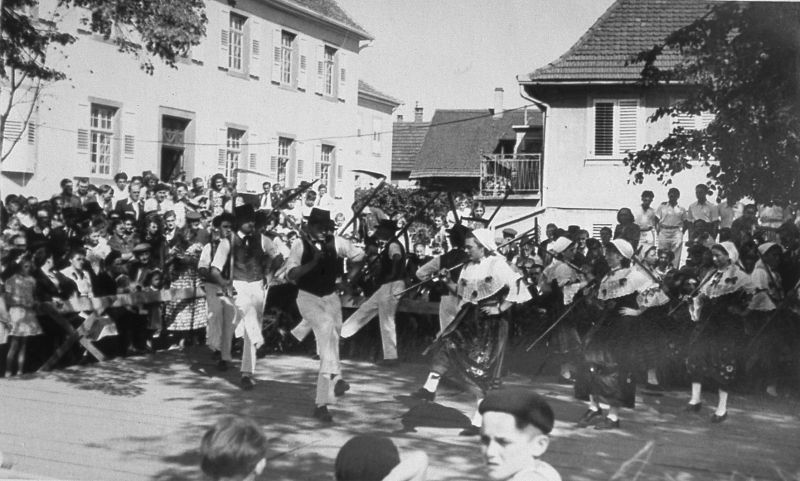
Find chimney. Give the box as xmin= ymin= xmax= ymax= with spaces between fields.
xmin=493 ymin=87 xmax=504 ymax=119
xmin=396 ymin=114 xmax=404 ymax=122
xmin=414 ymin=102 xmax=424 ymax=122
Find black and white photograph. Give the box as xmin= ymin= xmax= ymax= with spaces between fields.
xmin=0 ymin=0 xmax=799 ymax=479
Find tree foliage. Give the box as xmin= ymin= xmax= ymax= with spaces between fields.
xmin=625 ymin=2 xmax=800 ymax=204
xmin=1 ymin=0 xmax=207 ymax=80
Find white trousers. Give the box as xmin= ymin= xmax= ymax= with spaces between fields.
xmin=639 ymin=229 xmax=656 ymax=254
xmin=233 ymin=280 xmax=266 ymax=376
xmin=341 ymin=280 xmax=405 ymax=360
xmin=657 ymin=228 xmax=684 ymax=268
xmin=296 ymin=290 xmax=343 ymax=406
xmin=205 ymin=283 xmax=236 ymax=361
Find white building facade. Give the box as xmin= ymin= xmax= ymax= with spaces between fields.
xmin=2 ymin=0 xmax=387 ymax=212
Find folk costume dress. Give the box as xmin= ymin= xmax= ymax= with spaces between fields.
xmin=430 ymin=254 xmax=531 ymax=394
xmin=576 ymin=267 xmax=659 ymax=409
xmin=744 ymin=254 xmax=786 ymax=384
xmin=630 ymin=264 xmax=674 ymax=374
xmin=686 ymin=262 xmax=750 ymax=389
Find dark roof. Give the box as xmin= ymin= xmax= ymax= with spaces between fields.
xmin=358 ymin=80 xmax=402 ymax=106
xmin=392 ymin=121 xmax=430 ymax=173
xmin=524 ymin=0 xmax=713 ymax=83
xmin=410 ymin=109 xmax=542 ymax=179
xmin=270 ymin=0 xmax=372 ymax=39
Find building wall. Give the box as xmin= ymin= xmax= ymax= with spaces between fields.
xmin=535 ymin=85 xmax=710 ymax=234
xmin=2 ymin=0 xmax=370 ymax=212
xmin=354 ymin=95 xmax=395 ymax=190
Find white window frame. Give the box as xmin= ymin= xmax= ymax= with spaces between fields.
xmin=225 ymin=128 xmax=245 ymax=179
xmin=277 ymin=137 xmax=292 ymax=185
xmin=586 ymin=98 xmax=640 ymax=160
xmin=228 ymin=12 xmax=246 ymax=72
xmin=323 ymin=46 xmax=336 ymax=96
xmin=90 ymin=104 xmax=117 ymax=176
xmin=280 ymin=30 xmax=295 ymax=85
xmin=317 ymin=144 xmax=333 ymax=188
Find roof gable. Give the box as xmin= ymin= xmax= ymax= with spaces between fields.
xmin=392 ymin=122 xmax=430 ymax=172
xmin=410 ymin=109 xmax=542 ymax=179
xmin=268 ymin=0 xmax=372 ymax=40
xmin=524 ymin=0 xmax=713 ymax=83
xmin=359 ymin=80 xmax=402 ymax=106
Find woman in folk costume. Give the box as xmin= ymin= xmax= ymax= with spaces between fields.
xmin=410 ymin=228 xmax=531 ymax=436
xmin=631 ymin=245 xmax=674 ymax=392
xmin=744 ymin=242 xmax=786 ymax=397
xmin=684 ymin=241 xmax=750 ymax=423
xmin=575 ymin=239 xmax=668 ymax=430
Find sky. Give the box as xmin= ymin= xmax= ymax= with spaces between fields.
xmin=335 ymin=0 xmax=617 ymax=121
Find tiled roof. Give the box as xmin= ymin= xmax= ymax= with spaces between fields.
xmin=270 ymin=0 xmax=372 ymax=39
xmin=392 ymin=121 xmax=430 ymax=173
xmin=358 ymin=80 xmax=402 ymax=106
xmin=524 ymin=0 xmax=713 ymax=83
xmin=410 ymin=109 xmax=543 ymax=179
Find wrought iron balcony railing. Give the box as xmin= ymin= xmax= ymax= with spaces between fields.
xmin=479 ymin=153 xmax=541 ymax=197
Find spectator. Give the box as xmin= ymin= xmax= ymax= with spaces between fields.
xmin=200 ymin=416 xmax=268 ymax=481
xmin=335 ymin=435 xmax=428 ymax=481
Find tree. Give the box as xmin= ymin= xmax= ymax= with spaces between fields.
xmin=1 ymin=0 xmax=207 ymax=161
xmin=625 ymin=2 xmax=800 ymax=205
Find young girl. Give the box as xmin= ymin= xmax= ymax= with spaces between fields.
xmin=4 ymin=255 xmax=42 ymax=376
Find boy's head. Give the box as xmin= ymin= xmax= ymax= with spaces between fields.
xmin=479 ymin=388 xmax=554 ymax=481
xmin=200 ymin=416 xmax=267 ymax=481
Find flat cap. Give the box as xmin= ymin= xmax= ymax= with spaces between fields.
xmin=132 ymin=243 xmax=152 ymax=253
xmin=479 ymin=388 xmax=555 ymax=434
xmin=502 ymin=228 xmax=518 ymax=238
xmin=185 ymin=210 xmax=201 ymax=221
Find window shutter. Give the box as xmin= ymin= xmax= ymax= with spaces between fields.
xmin=593 ymin=102 xmax=614 ymax=156
xmin=337 ymin=51 xmax=347 ymax=101
xmin=287 ymin=141 xmax=297 ymax=187
xmin=313 ymin=143 xmax=321 ymax=178
xmin=315 ymin=44 xmax=325 ymax=94
xmin=372 ymin=117 xmax=381 ymax=154
xmin=248 ymin=19 xmax=262 ymax=79
xmin=247 ymin=132 xmax=257 ymax=170
xmin=298 ymin=36 xmax=308 ymax=90
xmin=271 ymin=29 xmax=282 ymax=83
xmin=296 ymin=157 xmax=304 ymax=178
xmin=617 ymin=99 xmax=639 ymax=154
xmin=218 ymin=6 xmax=230 ymax=69
xmin=218 ymin=127 xmax=227 ymax=172
xmin=332 ymin=147 xmax=343 ymax=197
xmin=77 ymin=102 xmax=90 ymax=164
xmin=697 ymin=111 xmax=714 ymax=130
xmin=122 ymin=110 xmax=135 ymax=167
xmin=269 ymin=138 xmax=278 ymax=172
xmin=27 ymin=121 xmax=36 ymax=145
xmin=672 ymin=112 xmax=695 ymax=131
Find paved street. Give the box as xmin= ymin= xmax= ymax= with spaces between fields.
xmin=1 ymin=348 xmax=799 ymax=480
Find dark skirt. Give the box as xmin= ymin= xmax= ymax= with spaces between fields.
xmin=631 ymin=304 xmax=672 ymax=368
xmin=575 ymin=313 xmax=636 ymax=408
xmin=744 ymin=309 xmax=798 ymax=385
xmin=685 ymin=295 xmax=745 ymax=389
xmin=431 ymin=302 xmax=509 ymax=394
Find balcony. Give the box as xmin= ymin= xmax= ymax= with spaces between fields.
xmin=479 ymin=153 xmax=541 ymax=198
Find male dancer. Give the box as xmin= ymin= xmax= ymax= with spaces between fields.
xmin=340 ymin=219 xmax=406 ymax=364
xmin=286 ymin=208 xmax=364 ymax=422
xmin=210 ymin=204 xmax=270 ymax=389
xmin=199 ymin=212 xmax=236 ymax=371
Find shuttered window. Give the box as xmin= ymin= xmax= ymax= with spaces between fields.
xmin=280 ymin=31 xmax=295 ymax=84
xmin=317 ymin=144 xmax=333 ymax=188
xmin=324 ymin=46 xmax=336 ymax=96
xmin=228 ymin=13 xmax=246 ymax=72
xmin=224 ymin=128 xmax=245 ymax=179
xmin=276 ymin=137 xmax=292 ymax=185
xmin=90 ymin=104 xmax=117 ymax=176
xmin=594 ymin=102 xmax=614 ymax=156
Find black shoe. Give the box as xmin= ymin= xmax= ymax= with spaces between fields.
xmin=576 ymin=408 xmax=603 ymax=427
xmin=313 ymin=405 xmax=333 ymax=423
xmin=334 ymin=380 xmax=350 ymax=397
xmin=311 ymin=354 xmax=320 ymax=361
xmin=241 ymin=376 xmax=255 ymax=390
xmin=595 ymin=417 xmax=620 ymax=430
xmin=212 ymin=350 xmax=221 ymax=361
xmin=459 ymin=425 xmax=481 ymax=436
xmin=410 ymin=388 xmax=436 ymax=402
xmin=711 ymin=412 xmax=727 ymax=424
xmin=217 ymin=360 xmax=229 ymax=371
xmin=644 ymin=383 xmax=664 ymax=392
xmin=684 ymin=402 xmax=702 ymax=413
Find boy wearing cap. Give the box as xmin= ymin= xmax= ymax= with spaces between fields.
xmin=480 ymin=388 xmax=561 ymax=481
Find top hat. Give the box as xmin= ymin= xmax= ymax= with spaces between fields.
xmin=307 ymin=208 xmax=333 ymax=228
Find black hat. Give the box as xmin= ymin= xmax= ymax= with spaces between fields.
xmin=307 ymin=208 xmax=333 ymax=227
xmin=479 ymin=387 xmax=555 ymax=434
xmin=234 ymin=204 xmax=256 ymax=224
xmin=335 ymin=435 xmax=399 ymax=481
xmin=375 ymin=219 xmax=396 ymax=239
xmin=502 ymin=227 xmax=518 ymax=238
xmin=185 ymin=210 xmax=202 ymax=221
xmin=446 ymin=223 xmax=471 ymax=248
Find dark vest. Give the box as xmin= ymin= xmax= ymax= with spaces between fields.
xmin=232 ymin=234 xmax=263 ymax=282
xmin=377 ymin=241 xmax=405 ymax=285
xmin=296 ymin=237 xmax=339 ymax=296
xmin=441 ymin=248 xmax=469 ymax=283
